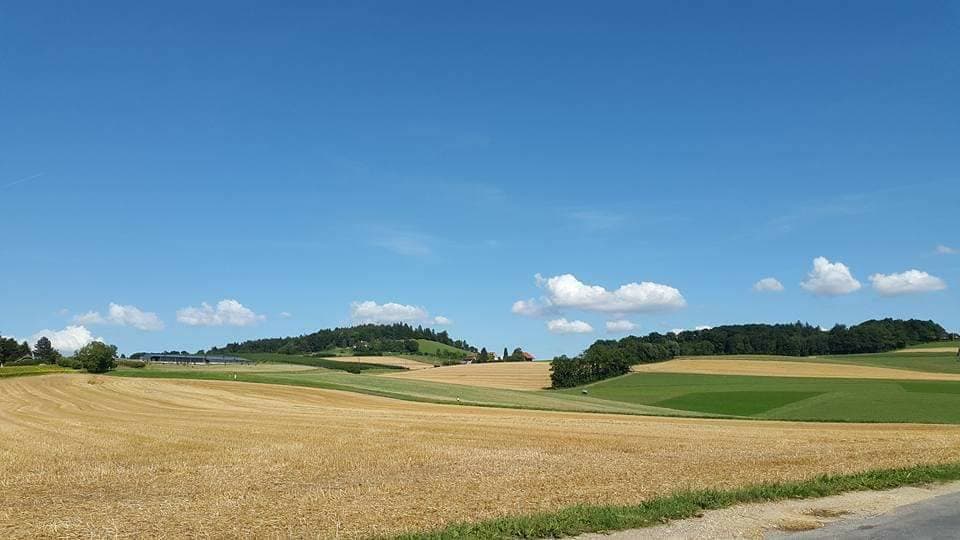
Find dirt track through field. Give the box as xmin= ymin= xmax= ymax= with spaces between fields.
xmin=633 ymin=358 xmax=960 ymax=381
xmin=383 ymin=360 xmax=553 ymax=389
xmin=3 ymin=375 xmax=960 ymax=538
xmin=896 ymin=347 xmax=959 ymax=354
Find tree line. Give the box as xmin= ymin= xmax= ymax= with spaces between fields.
xmin=210 ymin=323 xmax=477 ymax=355
xmin=0 ymin=334 xmax=118 ymax=374
xmin=550 ymin=318 xmax=949 ymax=388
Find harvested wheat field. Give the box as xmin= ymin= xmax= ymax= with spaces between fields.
xmin=333 ymin=355 xmax=433 ymax=370
xmin=3 ymin=375 xmax=960 ymax=538
xmin=384 ymin=360 xmax=552 ymax=390
xmin=895 ymin=347 xmax=960 ymax=354
xmin=633 ymin=358 xmax=960 ymax=381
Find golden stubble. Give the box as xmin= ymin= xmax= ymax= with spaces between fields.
xmin=2 ymin=375 xmax=960 ymax=539
xmin=384 ymin=361 xmax=553 ymax=390
xmin=633 ymin=358 xmax=960 ymax=381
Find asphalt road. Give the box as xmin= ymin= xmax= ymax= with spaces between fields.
xmin=780 ymin=490 xmax=960 ymax=539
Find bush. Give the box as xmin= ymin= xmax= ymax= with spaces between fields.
xmin=117 ymin=359 xmax=146 ymax=369
xmin=57 ymin=356 xmax=82 ymax=369
xmin=74 ymin=342 xmax=118 ymax=373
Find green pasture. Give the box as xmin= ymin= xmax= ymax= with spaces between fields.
xmin=569 ymin=371 xmax=960 ymax=424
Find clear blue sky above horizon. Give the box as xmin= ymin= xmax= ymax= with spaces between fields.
xmin=2 ymin=1 xmax=958 ymax=357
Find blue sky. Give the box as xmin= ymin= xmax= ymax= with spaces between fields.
xmin=2 ymin=1 xmax=958 ymax=357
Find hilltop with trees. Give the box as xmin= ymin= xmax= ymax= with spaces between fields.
xmin=551 ymin=318 xmax=949 ymax=388
xmin=210 ymin=323 xmax=477 ymax=357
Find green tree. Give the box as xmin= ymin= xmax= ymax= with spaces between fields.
xmin=503 ymin=347 xmax=509 ymax=362
xmin=75 ymin=342 xmax=118 ymax=374
xmin=34 ymin=337 xmax=61 ymax=364
xmin=478 ymin=347 xmax=489 ymax=363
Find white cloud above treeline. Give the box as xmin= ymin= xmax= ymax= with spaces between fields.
xmin=800 ymin=257 xmax=861 ymax=296
xmin=28 ymin=325 xmax=102 ymax=354
xmin=869 ymin=270 xmax=947 ymax=296
xmin=605 ymin=320 xmax=638 ymax=333
xmin=753 ymin=277 xmax=784 ymax=292
xmin=936 ymin=244 xmax=957 ymax=255
xmin=546 ymin=318 xmax=594 ymax=334
xmin=671 ymin=325 xmax=713 ymax=334
xmin=75 ymin=303 xmax=165 ymax=331
xmin=350 ymin=300 xmax=451 ymax=326
xmin=177 ymin=299 xmax=265 ymax=327
xmin=513 ymin=273 xmax=686 ymax=318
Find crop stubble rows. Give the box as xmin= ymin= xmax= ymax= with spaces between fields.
xmin=3 ymin=375 xmax=960 ymax=538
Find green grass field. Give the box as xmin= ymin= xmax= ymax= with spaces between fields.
xmin=681 ymin=350 xmax=960 ymax=375
xmin=109 ymin=364 xmax=690 ymax=416
xmin=568 ymin=371 xmax=960 ymax=423
xmin=310 ymin=347 xmax=354 ymax=357
xmin=906 ymin=340 xmax=960 ymax=349
xmin=0 ymin=364 xmax=73 ymax=378
xmin=415 ymin=339 xmax=470 ymax=356
xmin=234 ymin=352 xmax=405 ymax=373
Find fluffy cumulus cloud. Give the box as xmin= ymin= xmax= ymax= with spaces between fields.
xmin=75 ymin=303 xmax=164 ymax=331
xmin=671 ymin=325 xmax=713 ymax=334
xmin=936 ymin=244 xmax=958 ymax=255
xmin=514 ymin=273 xmax=686 ymax=317
xmin=511 ymin=298 xmax=552 ymax=317
xmin=28 ymin=325 xmax=102 ymax=354
xmin=605 ymin=319 xmax=638 ymax=333
xmin=177 ymin=299 xmax=266 ymax=327
xmin=349 ymin=300 xmax=451 ymax=326
xmin=800 ymin=257 xmax=861 ymax=296
xmin=869 ymin=270 xmax=947 ymax=296
xmin=546 ymin=318 xmax=594 ymax=334
xmin=753 ymin=277 xmax=785 ymax=293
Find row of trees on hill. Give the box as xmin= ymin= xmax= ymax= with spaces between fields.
xmin=472 ymin=347 xmax=530 ymax=363
xmin=210 ymin=323 xmax=476 ymax=355
xmin=638 ymin=319 xmax=947 ymax=357
xmin=550 ymin=319 xmax=949 ymax=388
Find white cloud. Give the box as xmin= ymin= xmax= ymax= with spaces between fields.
xmin=177 ymin=299 xmax=265 ymax=327
xmin=73 ymin=303 xmax=164 ymax=331
xmin=670 ymin=325 xmax=713 ymax=334
xmin=606 ymin=320 xmax=638 ymax=333
xmin=27 ymin=325 xmax=103 ymax=355
xmin=514 ymin=273 xmax=686 ymax=317
xmin=869 ymin=270 xmax=947 ymax=296
xmin=351 ymin=301 xmax=427 ymax=324
xmin=800 ymin=257 xmax=861 ymax=296
xmin=546 ymin=318 xmax=594 ymax=334
xmin=349 ymin=300 xmax=452 ymax=326
xmin=753 ymin=277 xmax=785 ymax=293
xmin=511 ymin=298 xmax=551 ymax=317
xmin=279 ymin=311 xmax=293 ymax=319
xmin=936 ymin=244 xmax=958 ymax=255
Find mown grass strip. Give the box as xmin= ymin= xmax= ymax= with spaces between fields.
xmin=0 ymin=365 xmax=73 ymax=379
xmin=394 ymin=462 xmax=960 ymax=539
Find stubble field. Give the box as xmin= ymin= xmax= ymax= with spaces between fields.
xmin=4 ymin=374 xmax=960 ymax=538
xmin=383 ymin=361 xmax=553 ymax=390
xmin=633 ymin=357 xmax=960 ymax=381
